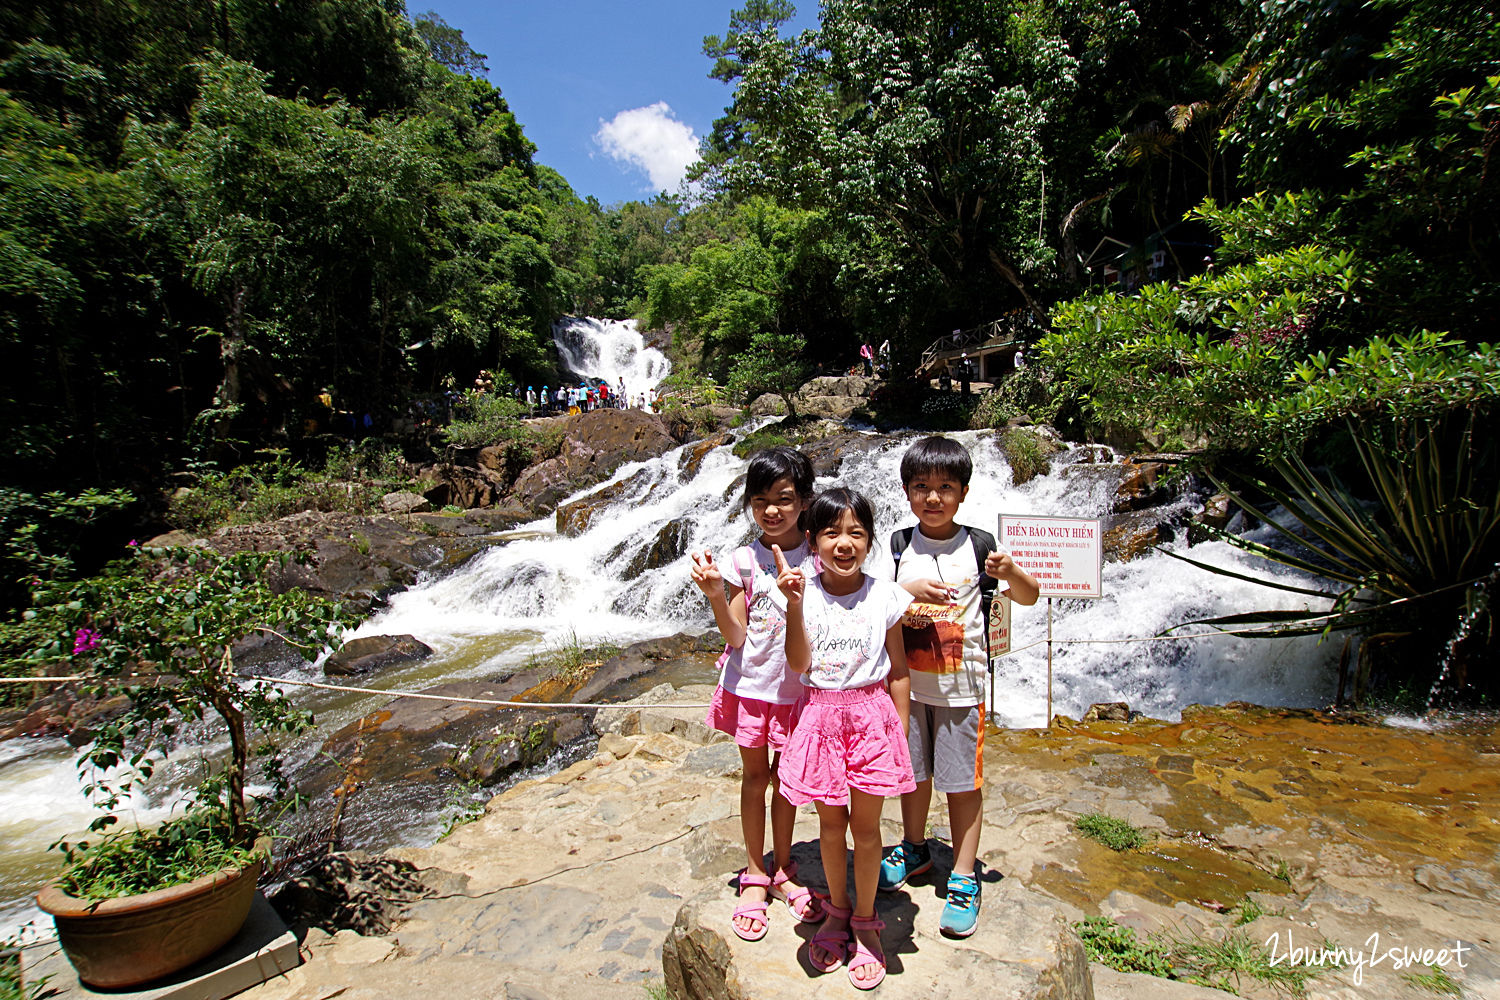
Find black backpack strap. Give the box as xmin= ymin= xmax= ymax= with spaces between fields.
xmin=889 ymin=526 xmax=915 ymax=573
xmin=963 ymin=526 xmax=1000 ymax=658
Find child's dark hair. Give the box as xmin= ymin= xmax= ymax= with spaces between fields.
xmin=900 ymin=435 xmax=972 ymax=488
xmin=804 ymin=487 xmax=876 ymax=542
xmin=743 ymin=446 xmax=815 ymax=507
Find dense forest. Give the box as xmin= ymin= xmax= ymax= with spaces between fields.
xmin=1 ymin=0 xmax=1497 ymax=696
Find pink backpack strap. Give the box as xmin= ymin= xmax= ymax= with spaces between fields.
xmin=732 ymin=546 xmax=756 ymax=601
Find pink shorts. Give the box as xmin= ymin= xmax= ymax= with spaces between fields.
xmin=776 ymin=683 xmax=916 ymax=807
xmin=706 ymin=686 xmax=801 ymax=751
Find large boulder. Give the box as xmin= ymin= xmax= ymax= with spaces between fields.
xmin=800 ymin=431 xmax=887 ymax=477
xmin=750 ymin=375 xmax=879 ymax=421
xmin=555 ymin=469 xmax=650 ymax=537
xmin=420 ymin=464 xmax=508 ymax=510
xmin=511 ymin=408 xmax=676 ymax=514
xmin=662 ymin=877 xmax=1093 ymax=1000
xmin=208 ymin=510 xmax=496 ymax=610
xmin=295 ymin=674 xmax=590 ymax=853
xmin=325 ymin=634 xmax=434 ymax=677
xmin=1112 ymin=459 xmax=1174 ymax=513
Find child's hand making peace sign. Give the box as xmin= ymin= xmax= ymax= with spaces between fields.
xmin=772 ymin=543 xmax=804 ymax=607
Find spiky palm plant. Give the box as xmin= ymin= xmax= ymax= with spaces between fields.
xmin=1162 ymin=410 xmax=1498 ymax=705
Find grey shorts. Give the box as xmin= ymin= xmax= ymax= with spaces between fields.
xmin=906 ymin=701 xmax=985 ymax=794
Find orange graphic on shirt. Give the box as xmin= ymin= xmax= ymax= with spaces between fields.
xmin=901 ymin=602 xmax=965 ymax=673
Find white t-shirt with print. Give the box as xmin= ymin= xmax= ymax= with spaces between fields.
xmin=798 ymin=574 xmax=911 ymax=691
xmin=893 ymin=527 xmax=1010 ymax=707
xmin=718 ymin=540 xmax=813 ymax=704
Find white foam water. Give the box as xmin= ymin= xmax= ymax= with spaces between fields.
xmin=552 ymin=316 xmax=671 ymax=406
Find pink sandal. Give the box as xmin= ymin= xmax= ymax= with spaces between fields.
xmin=848 ymin=914 xmax=887 ymax=990
xmin=769 ymin=863 xmax=824 ymax=923
xmin=806 ymin=901 xmax=852 ymax=972
xmin=731 ymin=871 xmax=771 ymax=941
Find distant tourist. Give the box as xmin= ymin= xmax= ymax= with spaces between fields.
xmin=860 ymin=342 xmax=874 ymax=376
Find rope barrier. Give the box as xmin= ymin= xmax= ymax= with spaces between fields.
xmin=5 ymin=566 xmax=1490 ymax=706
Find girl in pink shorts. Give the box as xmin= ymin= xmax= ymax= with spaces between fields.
xmin=690 ymin=447 xmax=822 ymax=941
xmin=774 ymin=487 xmax=915 ymax=990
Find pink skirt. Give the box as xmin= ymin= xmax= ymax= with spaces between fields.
xmin=777 ymin=683 xmax=916 ymax=807
xmin=706 ymin=685 xmax=801 ymax=751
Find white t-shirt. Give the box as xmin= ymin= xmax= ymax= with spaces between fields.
xmin=799 ymin=574 xmax=911 ymax=691
xmin=718 ymin=540 xmax=813 ymax=705
xmin=893 ymin=527 xmax=1009 ymax=707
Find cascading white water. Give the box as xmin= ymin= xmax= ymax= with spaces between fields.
xmin=552 ymin=317 xmax=670 ymax=405
xmin=352 ymin=428 xmax=1342 ymax=723
xmin=0 ymin=423 xmax=1343 ymax=937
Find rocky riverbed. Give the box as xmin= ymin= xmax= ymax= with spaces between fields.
xmin=79 ymin=688 xmax=1487 ymax=1000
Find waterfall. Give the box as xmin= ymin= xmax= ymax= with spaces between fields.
xmin=0 ymin=423 xmax=1344 ymax=937
xmin=552 ymin=317 xmax=671 ymax=405
xmin=352 ymin=428 xmax=1342 ymax=723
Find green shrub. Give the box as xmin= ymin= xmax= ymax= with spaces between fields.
xmin=732 ymin=427 xmax=794 ymax=458
xmin=999 ymin=429 xmax=1054 ymax=485
xmin=443 ymin=393 xmax=531 ymax=448
xmin=1075 ymin=916 xmax=1174 ymax=977
xmin=1075 ymin=812 xmax=1149 ymax=851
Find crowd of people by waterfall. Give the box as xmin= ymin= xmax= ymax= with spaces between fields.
xmin=690 ymin=437 xmax=1039 ymax=990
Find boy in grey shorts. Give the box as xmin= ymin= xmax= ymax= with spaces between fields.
xmin=878 ymin=436 xmax=1039 ymax=937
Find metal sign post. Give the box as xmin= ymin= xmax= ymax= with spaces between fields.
xmin=1047 ymin=597 xmax=1054 ymax=726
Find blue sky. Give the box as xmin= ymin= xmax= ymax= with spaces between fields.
xmin=412 ymin=1 xmax=818 ymax=206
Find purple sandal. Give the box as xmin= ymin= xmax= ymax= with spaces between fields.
xmin=807 ymin=901 xmax=852 ymax=972
xmin=731 ymin=871 xmax=771 ymax=941
xmin=769 ymin=863 xmax=824 ymax=923
xmin=848 ymin=914 xmax=887 ymax=990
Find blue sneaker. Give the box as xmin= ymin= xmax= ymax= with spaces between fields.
xmin=940 ymin=873 xmax=981 ymax=937
xmin=878 ymin=839 xmax=932 ymax=892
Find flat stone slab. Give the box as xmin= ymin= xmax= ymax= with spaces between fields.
xmin=25 ymin=893 xmax=299 ymax=1000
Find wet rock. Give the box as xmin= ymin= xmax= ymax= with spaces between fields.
xmin=1083 ymin=702 xmax=1131 ymax=722
xmin=209 ymin=510 xmax=493 ymax=611
xmin=1112 ymin=459 xmax=1174 ymax=513
xmin=573 ymin=632 xmax=724 ymax=705
xmin=381 ymin=491 xmax=431 ymax=515
xmin=555 ymin=470 xmax=650 ymax=537
xmin=1188 ymin=493 xmax=1232 ymax=545
xmin=679 ymin=433 xmax=733 ymax=478
xmin=625 ymin=520 xmax=692 ymax=578
xmin=0 ymin=687 xmax=131 ymax=744
xmin=800 ymin=431 xmax=886 ymax=477
xmin=510 ymin=408 xmax=676 ymax=514
xmin=294 ymin=674 xmax=588 ymax=855
xmin=1104 ymin=510 xmax=1175 ymax=562
xmin=325 ymin=634 xmax=434 ymax=677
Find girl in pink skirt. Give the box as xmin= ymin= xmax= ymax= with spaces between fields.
xmin=774 ymin=487 xmax=915 ymax=990
xmin=690 ymin=447 xmax=822 ymax=941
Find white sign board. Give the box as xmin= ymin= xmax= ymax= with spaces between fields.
xmin=986 ymin=592 xmax=1011 ymax=659
xmin=999 ymin=515 xmax=1104 ymax=598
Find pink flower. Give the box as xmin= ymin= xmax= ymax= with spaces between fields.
xmin=127 ymin=539 xmax=139 ymax=547
xmin=73 ymin=628 xmax=101 ymax=654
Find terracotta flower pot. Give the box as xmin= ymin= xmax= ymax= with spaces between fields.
xmin=36 ymin=850 xmax=264 ymax=989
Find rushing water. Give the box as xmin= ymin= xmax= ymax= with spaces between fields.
xmin=0 ymin=319 xmax=1346 ymax=938
xmin=552 ymin=316 xmax=670 ymax=406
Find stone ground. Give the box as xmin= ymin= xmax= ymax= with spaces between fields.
xmin=208 ymin=690 xmax=1500 ymax=999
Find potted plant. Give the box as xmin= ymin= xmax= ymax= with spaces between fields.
xmin=17 ymin=545 xmax=350 ymax=989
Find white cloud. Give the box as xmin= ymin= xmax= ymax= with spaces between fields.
xmin=594 ymin=102 xmax=700 ymax=193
